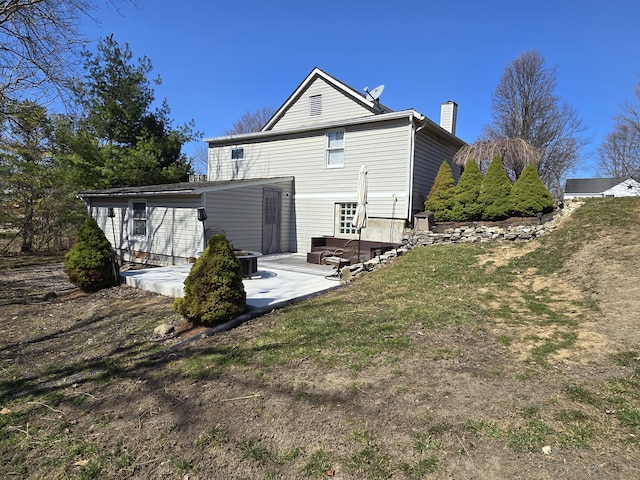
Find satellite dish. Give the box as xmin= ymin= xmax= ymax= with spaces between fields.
xmin=365 ymin=84 xmax=385 ymax=101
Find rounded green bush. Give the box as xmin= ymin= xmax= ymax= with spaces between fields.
xmin=64 ymin=215 xmax=115 ymax=291
xmin=174 ymin=234 xmax=247 ymax=326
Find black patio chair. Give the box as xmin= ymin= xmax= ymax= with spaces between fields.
xmin=320 ymin=239 xmax=357 ymax=280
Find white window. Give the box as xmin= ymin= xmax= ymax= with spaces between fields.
xmin=231 ymin=147 xmax=244 ymax=178
xmin=339 ymin=202 xmax=358 ymax=235
xmin=309 ymin=94 xmax=322 ymax=116
xmin=131 ymin=202 xmax=147 ymax=237
xmin=325 ymin=130 xmax=344 ymax=168
xmin=231 ymin=147 xmax=244 ymax=161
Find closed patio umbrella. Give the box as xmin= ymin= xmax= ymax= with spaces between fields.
xmin=352 ymin=165 xmax=368 ymax=262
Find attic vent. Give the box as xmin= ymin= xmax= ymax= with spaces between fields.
xmin=309 ymin=94 xmax=322 ymax=116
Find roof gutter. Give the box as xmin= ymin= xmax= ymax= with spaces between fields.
xmin=204 ymin=110 xmax=423 ymax=145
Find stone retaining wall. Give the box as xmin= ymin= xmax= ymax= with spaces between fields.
xmin=405 ymin=201 xmax=582 ymax=248
xmin=339 ymin=201 xmax=583 ymax=282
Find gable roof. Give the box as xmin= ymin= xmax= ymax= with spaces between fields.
xmin=564 ymin=178 xmax=621 ymax=194
xmin=262 ymin=67 xmax=393 ymax=131
xmin=203 ymin=68 xmax=464 ymax=150
xmin=78 ymin=177 xmax=294 ymax=198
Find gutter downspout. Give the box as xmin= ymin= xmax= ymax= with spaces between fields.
xmin=407 ymin=115 xmax=425 ymax=228
xmin=409 ymin=116 xmax=430 ymax=225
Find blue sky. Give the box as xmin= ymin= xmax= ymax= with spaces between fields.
xmin=81 ymin=0 xmax=640 ymax=177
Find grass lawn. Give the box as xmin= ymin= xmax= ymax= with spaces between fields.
xmin=2 ymin=197 xmax=640 ymax=479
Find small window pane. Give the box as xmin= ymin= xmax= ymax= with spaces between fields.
xmin=339 ymin=202 xmax=357 ymax=235
xmin=133 ymin=202 xmax=146 ymax=218
xmin=133 ymin=219 xmax=146 ymax=236
xmin=231 ymin=148 xmax=244 ymax=160
xmin=327 ymin=149 xmax=344 ymax=166
xmin=327 ymin=131 xmax=344 ymax=148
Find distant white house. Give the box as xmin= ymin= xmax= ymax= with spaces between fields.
xmin=80 ymin=67 xmax=466 ymax=266
xmin=564 ymin=178 xmax=640 ymax=200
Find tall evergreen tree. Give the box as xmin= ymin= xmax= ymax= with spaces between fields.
xmin=478 ymin=156 xmax=512 ymax=220
xmin=451 ymin=160 xmax=484 ymax=221
xmin=425 ymin=161 xmax=456 ymax=221
xmin=510 ymin=163 xmax=554 ymax=216
xmin=0 ymin=102 xmax=85 ymax=252
xmin=70 ymin=35 xmax=198 ymax=188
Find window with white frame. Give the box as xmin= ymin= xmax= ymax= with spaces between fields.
xmin=325 ymin=130 xmax=344 ymax=168
xmin=338 ymin=202 xmax=358 ymax=235
xmin=131 ymin=202 xmax=147 ymax=237
xmin=231 ymin=147 xmax=244 ymax=178
xmin=231 ymin=147 xmax=244 ymax=161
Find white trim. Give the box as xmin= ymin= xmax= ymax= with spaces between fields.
xmin=205 ymin=110 xmax=426 ymax=144
xmin=294 ymin=192 xmax=407 ymax=200
xmin=407 ymin=115 xmax=416 ymax=218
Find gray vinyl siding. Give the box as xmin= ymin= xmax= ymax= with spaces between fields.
xmin=92 ymin=200 xmax=128 ymax=256
xmin=90 ymin=196 xmax=202 ymax=264
xmin=269 ymin=77 xmax=374 ymax=131
xmin=208 ymin=118 xmax=411 ymax=251
xmin=87 ymin=178 xmax=294 ymax=265
xmin=203 ymin=178 xmax=293 ymax=253
xmin=147 ymin=199 xmax=202 ymax=259
xmin=412 ymin=130 xmax=462 ymax=215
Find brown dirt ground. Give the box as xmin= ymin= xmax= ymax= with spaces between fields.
xmin=2 ymin=207 xmax=640 ymax=479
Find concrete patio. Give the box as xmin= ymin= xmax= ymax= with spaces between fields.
xmin=119 ymin=253 xmax=341 ymax=309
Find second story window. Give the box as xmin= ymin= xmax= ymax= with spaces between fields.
xmin=231 ymin=147 xmax=244 ymax=178
xmin=231 ymin=148 xmax=244 ymax=161
xmin=325 ymin=130 xmax=344 ymax=168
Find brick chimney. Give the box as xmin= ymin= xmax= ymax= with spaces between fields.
xmin=439 ymin=101 xmax=458 ymax=136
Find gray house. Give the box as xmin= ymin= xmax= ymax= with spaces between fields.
xmin=81 ymin=67 xmax=465 ymax=266
xmin=205 ymin=68 xmax=464 ymax=252
xmin=564 ymin=178 xmax=640 ymax=200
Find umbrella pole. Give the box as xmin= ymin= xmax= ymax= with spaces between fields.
xmin=358 ymin=229 xmax=362 ymax=263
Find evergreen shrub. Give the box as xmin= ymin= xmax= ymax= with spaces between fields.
xmin=64 ymin=215 xmax=115 ymax=291
xmin=451 ymin=160 xmax=484 ymax=221
xmin=478 ymin=156 xmax=513 ymax=220
xmin=425 ymin=161 xmax=456 ymax=221
xmin=510 ymin=163 xmax=554 ymax=216
xmin=174 ymin=234 xmax=246 ymax=326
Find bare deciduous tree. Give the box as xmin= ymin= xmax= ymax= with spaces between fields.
xmin=0 ymin=0 xmax=134 ymax=108
xmin=598 ymin=83 xmax=640 ymax=179
xmin=479 ymin=50 xmax=586 ymax=196
xmin=191 ymin=143 xmax=209 ymax=176
xmin=224 ymin=107 xmax=274 ymax=135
